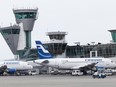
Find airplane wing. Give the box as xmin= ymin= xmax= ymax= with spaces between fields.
xmin=71 ymin=62 xmax=98 ymax=70
xmin=33 ymin=60 xmax=49 ymax=66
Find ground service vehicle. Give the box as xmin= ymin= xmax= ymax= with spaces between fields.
xmin=71 ymin=70 xmax=83 ymax=76
xmin=93 ymin=71 xmax=106 ymax=78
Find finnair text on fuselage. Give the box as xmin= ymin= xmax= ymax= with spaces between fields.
xmin=4 ymin=61 xmax=19 ymax=65
xmin=85 ymin=59 xmax=103 ymax=63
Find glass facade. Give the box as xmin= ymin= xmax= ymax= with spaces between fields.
xmin=17 ymin=49 xmax=38 ymax=60
xmin=66 ymin=45 xmax=83 ymax=58
xmin=17 ymin=43 xmax=116 ymax=59
xmin=46 ymin=43 xmax=67 ymax=55
xmin=66 ymin=43 xmax=116 ymax=58
xmin=49 ymin=35 xmax=65 ymax=40
xmin=15 ymin=12 xmax=36 ymax=19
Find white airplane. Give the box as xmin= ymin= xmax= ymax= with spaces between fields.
xmin=0 ymin=60 xmax=33 ymax=75
xmin=34 ymin=41 xmax=116 ymax=75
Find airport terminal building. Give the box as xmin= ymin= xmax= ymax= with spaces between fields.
xmin=0 ymin=8 xmax=116 ymax=60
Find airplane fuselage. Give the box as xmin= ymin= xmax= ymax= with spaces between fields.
xmin=0 ymin=61 xmax=33 ymax=70
xmin=35 ymin=58 xmax=116 ymax=70
xmin=35 ymin=41 xmax=116 ymax=72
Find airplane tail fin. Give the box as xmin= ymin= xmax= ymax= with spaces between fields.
xmin=35 ymin=41 xmax=53 ymax=59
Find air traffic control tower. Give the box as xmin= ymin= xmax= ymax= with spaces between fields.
xmin=13 ymin=8 xmax=38 ymax=50
xmin=46 ymin=31 xmax=67 ymax=58
xmin=109 ymin=29 xmax=116 ymax=43
xmin=0 ymin=8 xmax=38 ymax=59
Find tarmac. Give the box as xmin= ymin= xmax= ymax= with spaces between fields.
xmin=0 ymin=75 xmax=116 ymax=87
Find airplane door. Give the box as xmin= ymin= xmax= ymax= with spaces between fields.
xmin=55 ymin=60 xmax=59 ymax=68
xmin=60 ymin=60 xmax=68 ymax=69
xmin=106 ymin=62 xmax=110 ymax=67
xmin=104 ymin=60 xmax=111 ymax=68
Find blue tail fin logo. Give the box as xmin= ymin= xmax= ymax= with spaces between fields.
xmin=35 ymin=41 xmax=53 ymax=59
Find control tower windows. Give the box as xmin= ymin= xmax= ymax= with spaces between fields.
xmin=2 ymin=29 xmax=11 ymax=35
xmin=15 ymin=12 xmax=36 ymax=19
xmin=111 ymin=32 xmax=116 ymax=42
xmin=47 ymin=43 xmax=67 ymax=54
xmin=1 ymin=29 xmax=20 ymax=35
xmin=49 ymin=35 xmax=65 ymax=40
xmin=12 ymin=29 xmax=20 ymax=34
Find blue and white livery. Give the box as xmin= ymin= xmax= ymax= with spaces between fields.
xmin=35 ymin=41 xmax=53 ymax=59
xmin=0 ymin=61 xmax=33 ymax=75
xmin=35 ymin=41 xmax=116 ymax=75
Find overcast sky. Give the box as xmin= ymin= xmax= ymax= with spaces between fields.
xmin=0 ymin=0 xmax=116 ymax=60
